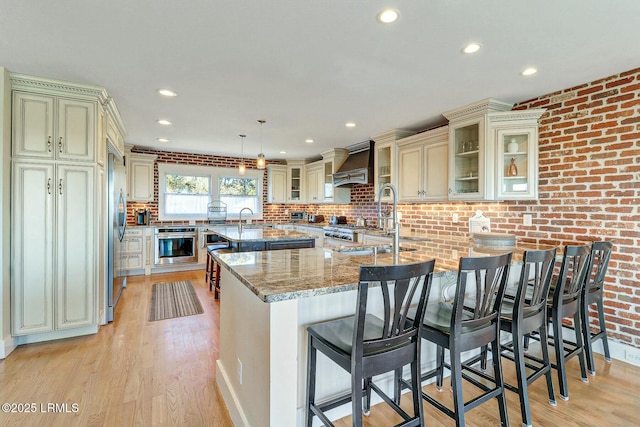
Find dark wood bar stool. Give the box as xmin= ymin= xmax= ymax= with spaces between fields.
xmin=205 ymin=243 xmax=229 ymax=297
xmin=413 ymin=252 xmax=512 ymax=427
xmin=526 ymin=245 xmax=591 ymax=401
xmin=581 ymin=241 xmax=613 ymax=375
xmin=305 ymin=259 xmax=435 ymax=427
xmin=494 ymin=248 xmax=557 ymax=427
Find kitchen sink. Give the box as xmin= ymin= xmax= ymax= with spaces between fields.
xmin=332 ymin=245 xmax=417 ymax=255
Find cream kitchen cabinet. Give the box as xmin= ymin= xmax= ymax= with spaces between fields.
xmin=267 ymin=164 xmax=287 ymax=203
xmin=10 ymin=72 xmax=126 ymax=343
xmin=443 ymin=98 xmax=544 ymax=201
xmin=127 ymin=153 xmax=156 ymax=201
xmin=372 ymin=129 xmax=415 ymax=202
xmin=320 ymin=149 xmax=350 ymax=204
xmin=492 ymin=110 xmax=545 ymax=200
xmin=397 ymin=126 xmax=448 ymax=202
xmin=286 ymin=160 xmax=305 ymax=203
xmin=122 ymin=228 xmax=144 ymax=271
xmin=305 ymin=161 xmax=323 ymax=203
xmin=12 ymin=91 xmax=96 ymax=162
xmin=11 ymin=161 xmax=95 ymax=335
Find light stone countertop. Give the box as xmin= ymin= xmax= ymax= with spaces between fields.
xmin=213 ymin=234 xmax=558 ymax=303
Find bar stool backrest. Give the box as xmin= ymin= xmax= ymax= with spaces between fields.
xmin=355 ymin=260 xmax=435 ymax=361
xmin=586 ymin=241 xmax=613 ymax=295
xmin=515 ymin=248 xmax=557 ymax=321
xmin=553 ymin=245 xmax=590 ymax=308
xmin=454 ymin=253 xmax=512 ymax=336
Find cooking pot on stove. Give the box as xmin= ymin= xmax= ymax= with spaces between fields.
xmin=355 ymin=217 xmax=366 ymax=227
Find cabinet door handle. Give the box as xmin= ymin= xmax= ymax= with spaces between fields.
xmin=58 ymin=137 xmax=63 ymax=154
xmin=58 ymin=179 xmax=63 ymax=195
xmin=47 ymin=136 xmax=52 ymax=153
xmin=47 ymin=178 xmax=51 ymax=194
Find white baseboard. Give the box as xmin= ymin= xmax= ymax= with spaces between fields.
xmin=216 ymin=359 xmax=251 ymax=427
xmin=0 ymin=335 xmax=16 ymax=359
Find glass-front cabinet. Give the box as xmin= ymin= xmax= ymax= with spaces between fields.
xmin=495 ymin=125 xmax=539 ymax=200
xmin=444 ymin=98 xmax=545 ymax=201
xmin=286 ymin=160 xmax=305 ymax=203
xmin=372 ymin=129 xmax=415 ymax=202
xmin=450 ymin=120 xmax=485 ymax=200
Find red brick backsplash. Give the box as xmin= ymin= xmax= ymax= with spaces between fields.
xmin=129 ymin=67 xmax=639 ymax=347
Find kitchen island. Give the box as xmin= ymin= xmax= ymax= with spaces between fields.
xmin=210 ymin=226 xmax=317 ymax=252
xmin=213 ymin=236 xmax=556 ymax=426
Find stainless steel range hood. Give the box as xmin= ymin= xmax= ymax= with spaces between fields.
xmin=332 ymin=140 xmax=374 ymax=187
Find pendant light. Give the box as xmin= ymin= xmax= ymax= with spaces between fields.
xmin=238 ymin=134 xmax=246 ymax=175
xmin=256 ymin=119 xmax=266 ymax=169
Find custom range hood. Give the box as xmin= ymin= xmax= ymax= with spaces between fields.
xmin=332 ymin=140 xmax=374 ymax=187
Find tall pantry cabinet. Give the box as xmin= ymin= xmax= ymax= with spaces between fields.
xmin=10 ymin=74 xmax=115 ymax=341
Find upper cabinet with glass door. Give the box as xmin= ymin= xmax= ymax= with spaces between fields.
xmin=491 ymin=109 xmax=546 ymax=200
xmin=372 ymin=129 xmax=415 ymax=202
xmin=444 ymin=98 xmax=545 ymax=201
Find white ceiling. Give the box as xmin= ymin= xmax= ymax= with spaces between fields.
xmin=1 ymin=1 xmax=639 ymax=161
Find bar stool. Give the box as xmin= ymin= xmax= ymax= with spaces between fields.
xmin=495 ymin=248 xmax=557 ymax=427
xmin=305 ymin=259 xmax=435 ymax=427
xmin=581 ymin=241 xmax=613 ymax=375
xmin=414 ymin=252 xmax=512 ymax=427
xmin=205 ymin=244 xmax=228 ymax=296
xmin=526 ymin=245 xmax=591 ymax=401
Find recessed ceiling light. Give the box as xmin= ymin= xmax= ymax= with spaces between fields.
xmin=305 ymin=139 xmax=314 ymax=143
xmin=279 ymin=150 xmax=287 ymax=154
xmin=158 ymin=89 xmax=177 ymax=97
xmin=522 ymin=67 xmax=538 ymax=76
xmin=157 ymin=138 xmax=170 ymax=142
xmin=345 ymin=122 xmax=356 ymax=128
xmin=463 ymin=43 xmax=481 ymax=54
xmin=377 ymin=9 xmax=399 ymax=24
xmin=157 ymin=119 xmax=172 ymax=125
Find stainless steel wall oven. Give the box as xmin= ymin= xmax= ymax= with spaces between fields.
xmin=155 ymin=227 xmax=198 ymax=265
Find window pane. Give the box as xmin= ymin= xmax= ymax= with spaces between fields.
xmin=165 ymin=194 xmax=210 ymax=215
xmin=219 ymin=177 xmax=257 ymax=196
xmin=166 ymin=174 xmax=209 ymax=194
xmin=219 ymin=176 xmax=258 ymax=215
xmin=164 ymin=173 xmax=210 ymax=215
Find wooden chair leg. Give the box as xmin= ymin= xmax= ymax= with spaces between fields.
xmin=214 ymin=262 xmax=221 ymax=299
xmin=597 ymin=299 xmax=611 ymax=362
xmin=305 ymin=336 xmax=316 ymax=427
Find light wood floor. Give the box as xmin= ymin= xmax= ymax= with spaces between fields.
xmin=1 ymin=270 xmax=639 ymax=426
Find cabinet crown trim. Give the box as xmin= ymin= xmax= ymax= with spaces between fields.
xmin=442 ymin=98 xmax=514 ymax=121
xmin=488 ymin=108 xmax=546 ymax=122
xmin=11 ymin=73 xmax=109 ymax=103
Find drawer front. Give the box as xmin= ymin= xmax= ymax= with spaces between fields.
xmin=125 ymin=228 xmax=143 ymax=237
xmin=266 ymin=240 xmax=315 ymax=250
xmin=124 ymin=237 xmax=143 ymax=253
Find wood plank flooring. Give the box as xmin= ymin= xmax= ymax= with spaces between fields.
xmin=1 ymin=269 xmax=639 ymax=426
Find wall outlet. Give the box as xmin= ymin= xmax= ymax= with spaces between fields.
xmin=523 ymin=214 xmax=532 ymax=226
xmin=189 ymin=220 xmax=196 ymax=225
xmin=237 ymin=358 xmax=243 ymax=385
xmin=453 ymin=213 xmax=459 ymax=223
xmin=396 ymin=212 xmax=402 ymax=221
xmin=625 ymin=348 xmax=640 ymax=365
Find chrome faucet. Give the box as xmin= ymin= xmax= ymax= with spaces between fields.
xmin=377 ymin=183 xmax=399 ymax=261
xmin=238 ymin=207 xmax=254 ymax=233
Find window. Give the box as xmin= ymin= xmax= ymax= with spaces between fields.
xmin=157 ymin=163 xmax=264 ymax=221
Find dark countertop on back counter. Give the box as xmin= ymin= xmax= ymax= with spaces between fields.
xmin=213 ymin=234 xmax=558 ymax=303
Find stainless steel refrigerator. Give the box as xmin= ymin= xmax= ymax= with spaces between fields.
xmin=107 ymin=151 xmax=127 ymax=322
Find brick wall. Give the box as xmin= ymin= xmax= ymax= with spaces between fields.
xmin=129 ymin=66 xmax=639 ymax=347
